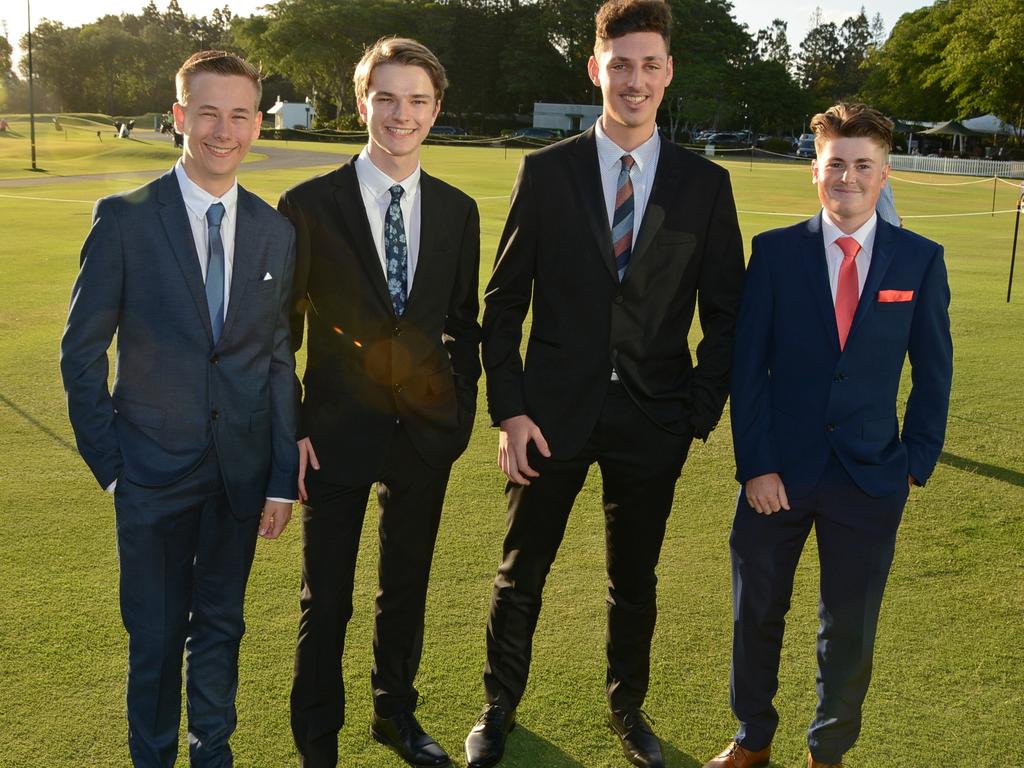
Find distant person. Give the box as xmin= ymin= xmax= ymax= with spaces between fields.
xmin=703 ymin=102 xmax=952 ymax=768
xmin=1 ymin=117 xmax=10 ymax=132
xmin=876 ymin=180 xmax=901 ymax=227
xmin=279 ymin=37 xmax=481 ymax=768
xmin=465 ymin=1 xmax=744 ymax=767
xmin=60 ymin=50 xmax=298 ymax=767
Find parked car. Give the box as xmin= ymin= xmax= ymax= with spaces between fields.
xmin=429 ymin=125 xmax=468 ymax=135
xmin=796 ymin=138 xmax=816 ymax=158
xmin=706 ymin=132 xmax=745 ymax=147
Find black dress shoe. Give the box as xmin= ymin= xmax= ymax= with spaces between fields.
xmin=464 ymin=704 xmax=517 ymax=768
xmin=370 ymin=711 xmax=451 ymax=767
xmin=608 ymin=709 xmax=665 ymax=768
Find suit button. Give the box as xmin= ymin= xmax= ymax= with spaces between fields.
xmin=826 ymin=423 xmax=835 ymax=432
xmin=614 ymin=294 xmax=624 ymax=305
xmin=393 ymin=326 xmax=402 ymax=337
xmin=211 ymin=410 xmax=220 ymax=421
xmin=393 ymin=384 xmax=403 ymax=394
xmin=833 ymin=373 xmax=845 ymax=383
xmin=210 ymin=354 xmax=219 ymax=364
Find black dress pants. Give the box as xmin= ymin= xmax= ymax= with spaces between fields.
xmin=483 ymin=384 xmax=693 ymax=713
xmin=290 ymin=426 xmax=452 ymax=768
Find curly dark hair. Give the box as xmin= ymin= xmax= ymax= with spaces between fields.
xmin=594 ymin=0 xmax=672 ymax=54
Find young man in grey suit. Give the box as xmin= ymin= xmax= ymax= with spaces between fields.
xmin=60 ymin=51 xmax=298 ymax=767
xmin=465 ymin=2 xmax=745 ymax=767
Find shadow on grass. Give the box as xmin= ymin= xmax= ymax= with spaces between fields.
xmin=938 ymin=450 xmax=1024 ymax=487
xmin=661 ymin=740 xmax=702 ymax=766
xmin=0 ymin=392 xmax=77 ymax=453
xmin=500 ymin=725 xmax=588 ymax=767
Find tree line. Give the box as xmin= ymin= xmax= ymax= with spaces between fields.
xmin=0 ymin=0 xmax=1020 ymax=140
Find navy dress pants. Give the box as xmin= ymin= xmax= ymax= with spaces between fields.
xmin=115 ymin=451 xmax=260 ymax=768
xmin=728 ymin=454 xmax=908 ymax=764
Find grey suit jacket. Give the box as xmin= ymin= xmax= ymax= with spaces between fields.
xmin=60 ymin=168 xmax=299 ymax=517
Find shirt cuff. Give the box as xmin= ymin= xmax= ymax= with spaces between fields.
xmin=266 ymin=496 xmax=296 ymax=504
xmin=106 ymin=479 xmax=117 ymax=494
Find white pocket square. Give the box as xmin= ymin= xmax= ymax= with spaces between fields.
xmin=262 ymin=272 xmax=273 ymax=281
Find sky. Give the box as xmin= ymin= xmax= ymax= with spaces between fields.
xmin=3 ymin=0 xmax=936 ymax=69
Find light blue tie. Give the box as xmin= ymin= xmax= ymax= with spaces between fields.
xmin=205 ymin=202 xmax=226 ymax=343
xmin=384 ymin=185 xmax=408 ymax=317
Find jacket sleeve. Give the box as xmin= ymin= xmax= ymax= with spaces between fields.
xmin=689 ymin=170 xmax=746 ymax=439
xmin=445 ymin=198 xmax=482 ymax=416
xmin=730 ymin=235 xmax=781 ymax=483
xmin=265 ymin=224 xmax=300 ymax=500
xmin=277 ymin=189 xmax=312 ymax=440
xmin=902 ymin=244 xmax=952 ymax=485
xmin=59 ymin=198 xmax=124 ymax=489
xmin=481 ymin=156 xmax=538 ymax=425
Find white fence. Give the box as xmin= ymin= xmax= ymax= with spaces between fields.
xmin=889 ymin=154 xmax=1024 ymax=178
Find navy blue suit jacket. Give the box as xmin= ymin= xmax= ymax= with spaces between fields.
xmin=60 ymin=168 xmax=299 ymax=517
xmin=730 ymin=214 xmax=952 ymax=499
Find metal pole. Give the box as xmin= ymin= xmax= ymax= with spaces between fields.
xmin=27 ymin=0 xmax=38 ymax=171
xmin=992 ymin=175 xmax=998 ymax=216
xmin=1008 ymin=187 xmax=1023 ymax=303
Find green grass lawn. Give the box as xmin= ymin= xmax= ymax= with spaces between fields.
xmin=1 ymin=127 xmax=1022 ymax=767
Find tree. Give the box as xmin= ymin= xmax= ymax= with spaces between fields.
xmin=19 ymin=20 xmax=83 ymax=112
xmin=796 ymin=20 xmax=842 ymax=109
xmin=754 ymin=19 xmax=792 ymax=70
xmin=935 ymin=0 xmax=1024 ymax=135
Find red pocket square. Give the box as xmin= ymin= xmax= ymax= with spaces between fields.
xmin=878 ymin=290 xmax=914 ymax=302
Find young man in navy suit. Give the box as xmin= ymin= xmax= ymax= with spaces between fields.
xmin=60 ymin=51 xmax=298 ymax=766
xmin=705 ymin=103 xmax=952 ymax=768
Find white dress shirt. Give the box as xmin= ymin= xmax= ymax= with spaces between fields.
xmin=594 ymin=118 xmax=661 ymax=250
xmin=354 ymin=147 xmax=422 ymax=289
xmin=821 ymin=209 xmax=877 ymax=303
xmin=175 ymin=161 xmax=237 ymax=312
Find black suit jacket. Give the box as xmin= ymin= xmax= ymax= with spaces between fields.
xmin=483 ymin=128 xmax=744 ymax=458
xmin=279 ymin=158 xmax=481 ymax=484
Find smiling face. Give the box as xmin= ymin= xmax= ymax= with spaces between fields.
xmin=812 ymin=135 xmax=890 ymax=233
xmin=358 ymin=62 xmax=440 ymax=180
xmin=588 ymin=31 xmax=672 ymax=150
xmin=172 ymin=72 xmax=261 ymax=197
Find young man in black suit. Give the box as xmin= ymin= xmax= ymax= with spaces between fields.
xmin=279 ymin=37 xmax=481 ymax=768
xmin=464 ymin=2 xmax=745 ymax=767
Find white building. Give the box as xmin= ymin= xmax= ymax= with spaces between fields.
xmin=533 ymin=102 xmax=603 ymax=133
xmin=267 ymin=96 xmax=315 ymax=130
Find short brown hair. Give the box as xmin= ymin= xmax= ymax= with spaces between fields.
xmin=594 ymin=0 xmax=672 ymax=55
xmin=353 ymin=37 xmax=448 ymax=104
xmin=811 ymin=102 xmax=894 ymax=153
xmin=176 ymin=50 xmax=262 ymax=110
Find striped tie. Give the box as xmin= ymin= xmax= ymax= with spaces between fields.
xmin=613 ymin=154 xmax=635 ymax=281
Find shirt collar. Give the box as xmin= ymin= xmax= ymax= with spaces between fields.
xmin=594 ymin=118 xmax=660 ymax=175
xmin=174 ymin=160 xmax=238 ymax=222
xmin=356 ymin=146 xmax=421 ymax=203
xmin=821 ymin=208 xmax=877 ymax=251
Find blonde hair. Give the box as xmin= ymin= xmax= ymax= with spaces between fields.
xmin=176 ymin=50 xmax=262 ymax=109
xmin=353 ymin=37 xmax=448 ymax=104
xmin=811 ymin=102 xmax=894 ymax=153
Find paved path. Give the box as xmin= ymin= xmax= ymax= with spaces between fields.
xmin=0 ymin=132 xmax=348 ymax=188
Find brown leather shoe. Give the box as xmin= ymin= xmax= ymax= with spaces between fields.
xmin=808 ymin=753 xmax=843 ymax=767
xmin=702 ymin=741 xmax=771 ymax=768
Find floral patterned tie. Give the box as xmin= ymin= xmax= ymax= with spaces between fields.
xmin=385 ymin=184 xmax=408 ymax=317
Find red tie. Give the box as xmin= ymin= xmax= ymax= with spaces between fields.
xmin=834 ymin=236 xmax=861 ymax=350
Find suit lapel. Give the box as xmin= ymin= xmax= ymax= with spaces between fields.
xmin=567 ymin=131 xmax=618 ymax=281
xmin=334 ymin=160 xmax=394 ymax=314
xmin=157 ymin=170 xmax=213 ymax=341
xmin=220 ymin=186 xmax=263 ymax=343
xmin=802 ymin=213 xmax=841 ymax=350
xmin=624 ymin=138 xmax=682 ymax=281
xmin=848 ymin=218 xmax=897 ymax=343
